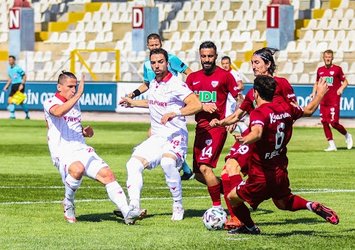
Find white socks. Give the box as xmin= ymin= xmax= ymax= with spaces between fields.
xmin=126 ymin=157 xmax=144 ymax=209
xmin=105 ymin=181 xmax=130 ymax=217
xmin=65 ymin=174 xmax=82 ymax=203
xmin=160 ymin=157 xmax=182 ymax=204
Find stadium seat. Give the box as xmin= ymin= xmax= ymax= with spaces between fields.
xmin=298 ymin=73 xmax=308 ymax=83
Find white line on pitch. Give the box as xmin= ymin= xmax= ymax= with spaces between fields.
xmin=0 ymin=196 xmax=211 ymax=205
xmin=1 ymin=186 xmax=355 ymax=193
xmin=0 ymin=189 xmax=355 ymax=206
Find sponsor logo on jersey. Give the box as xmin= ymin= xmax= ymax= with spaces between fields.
xmin=196 ymin=91 xmax=217 ymax=102
xmin=205 ymin=139 xmax=212 ymax=146
xmin=269 ymin=112 xmax=291 ymax=123
xmin=330 ymin=71 xmax=334 ymax=75
xmin=325 ymin=76 xmax=334 ymax=86
xmin=192 ymin=81 xmax=200 ymax=85
xmin=211 ymin=81 xmax=219 ymax=88
xmin=148 ymin=99 xmax=168 ymax=107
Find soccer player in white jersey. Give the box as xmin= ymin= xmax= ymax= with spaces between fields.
xmin=43 ymin=71 xmax=142 ymax=224
xmin=120 ymin=48 xmax=202 ymax=220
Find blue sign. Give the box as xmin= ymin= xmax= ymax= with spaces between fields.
xmin=0 ymin=82 xmax=117 ymax=112
xmin=242 ymin=84 xmax=355 ymax=118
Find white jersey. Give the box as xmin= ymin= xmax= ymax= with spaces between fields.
xmin=147 ymin=73 xmax=192 ymax=138
xmin=226 ymin=69 xmax=243 ymax=117
xmin=43 ymin=93 xmax=85 ymax=159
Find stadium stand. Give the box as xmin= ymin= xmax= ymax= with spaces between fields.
xmin=0 ymin=0 xmax=354 ymax=84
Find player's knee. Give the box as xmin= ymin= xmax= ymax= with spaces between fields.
xmin=273 ymin=196 xmax=293 ymax=211
xmin=126 ymin=157 xmax=145 ymax=175
xmin=160 ymin=157 xmax=176 ymax=171
xmin=330 ymin=121 xmax=339 ymax=128
xmin=225 ymin=162 xmax=240 ymax=176
xmin=199 ymin=164 xmax=213 ymax=176
xmin=68 ymin=162 xmax=85 ymax=179
xmin=96 ymin=167 xmax=116 ymax=184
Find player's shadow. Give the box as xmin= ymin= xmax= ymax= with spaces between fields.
xmin=77 ymin=212 xmax=156 ymax=222
xmin=77 ymin=213 xmax=122 ymax=222
xmin=257 ymin=217 xmax=323 ymax=226
xmin=183 ymin=209 xmax=206 ymax=218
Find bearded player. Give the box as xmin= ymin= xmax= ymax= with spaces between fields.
xmin=185 ymin=41 xmax=239 ymax=216
xmin=121 ymin=48 xmax=202 ymax=220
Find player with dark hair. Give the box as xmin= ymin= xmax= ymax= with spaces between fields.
xmin=311 ymin=49 xmax=352 ymax=151
xmin=210 ymin=47 xmax=298 ymax=229
xmin=226 ymin=75 xmax=339 ymax=235
xmin=186 ymin=41 xmax=240 ymax=216
xmin=121 ymin=48 xmax=202 ymax=221
xmin=3 ymin=55 xmax=30 ymax=119
xmin=43 ymin=71 xmax=142 ymax=224
xmin=126 ymin=33 xmax=194 ymax=180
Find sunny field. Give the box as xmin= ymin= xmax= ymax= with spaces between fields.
xmin=0 ymin=119 xmax=354 ymax=250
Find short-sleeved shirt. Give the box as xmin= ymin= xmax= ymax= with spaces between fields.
xmin=239 ymin=76 xmax=296 ymax=113
xmin=186 ymin=66 xmax=240 ymax=129
xmin=226 ymin=69 xmax=243 ymax=117
xmin=148 ymin=72 xmax=192 ymax=138
xmin=316 ymin=64 xmax=346 ymax=106
xmin=144 ymin=54 xmax=188 ymax=85
xmin=43 ymin=93 xmax=85 ymax=159
xmin=248 ymin=101 xmax=304 ymax=181
xmin=8 ymin=64 xmax=25 ymax=84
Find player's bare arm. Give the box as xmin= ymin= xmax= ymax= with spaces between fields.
xmin=236 ymin=124 xmax=263 ymax=145
xmin=161 ymin=93 xmax=202 ymax=125
xmin=82 ymin=126 xmax=94 ymax=137
xmin=210 ymin=108 xmax=246 ymax=127
xmin=337 ymin=78 xmax=348 ymax=95
xmin=303 ymin=77 xmax=329 ymax=117
xmin=120 ymin=96 xmax=149 ymax=108
xmin=183 ymin=67 xmax=192 ymax=76
xmin=126 ymin=83 xmax=149 ymax=99
xmin=202 ymin=103 xmax=217 ymax=113
xmin=50 ymin=75 xmax=85 ymax=117
xmin=3 ymin=78 xmax=11 ymax=91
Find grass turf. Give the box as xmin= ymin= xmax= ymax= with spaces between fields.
xmin=0 ymin=119 xmax=354 ymax=249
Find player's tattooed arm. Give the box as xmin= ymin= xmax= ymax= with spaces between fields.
xmin=161 ymin=93 xmax=202 ymax=125
xmin=303 ymin=77 xmax=328 ymax=116
xmin=50 ymin=75 xmax=85 ymax=117
xmin=120 ymin=97 xmax=148 ymax=108
xmin=235 ymin=124 xmax=263 ymax=144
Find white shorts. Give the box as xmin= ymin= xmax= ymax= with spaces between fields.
xmin=52 ymin=145 xmax=108 ymax=183
xmin=132 ymin=134 xmax=187 ymax=170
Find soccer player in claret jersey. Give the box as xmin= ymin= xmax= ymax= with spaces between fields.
xmin=226 ymin=75 xmax=339 ymax=235
xmin=209 ymin=47 xmax=296 ymax=229
xmin=43 ymin=71 xmax=142 ymax=224
xmin=121 ymin=48 xmax=202 ymax=221
xmin=185 ymin=41 xmax=240 ymax=215
xmin=126 ymin=33 xmax=194 ymax=180
xmin=311 ymin=49 xmax=352 ymax=151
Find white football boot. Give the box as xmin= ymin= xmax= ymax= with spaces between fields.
xmin=345 ymin=133 xmax=353 ymax=150
xmin=63 ymin=198 xmax=77 ymax=223
xmin=171 ymin=204 xmax=184 ymax=221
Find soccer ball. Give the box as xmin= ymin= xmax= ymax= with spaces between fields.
xmin=202 ymin=207 xmax=227 ymax=230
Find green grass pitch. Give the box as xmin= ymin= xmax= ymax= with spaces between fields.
xmin=0 ymin=119 xmax=354 ymax=249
